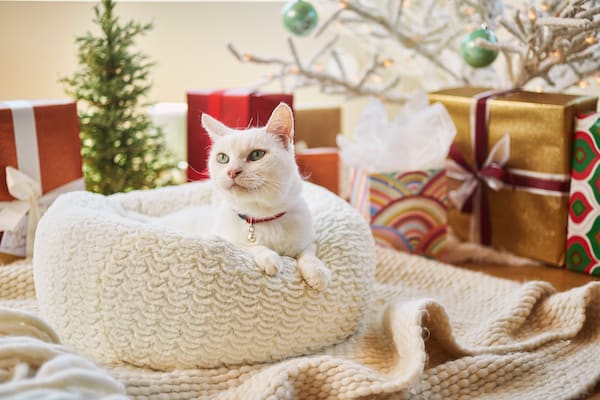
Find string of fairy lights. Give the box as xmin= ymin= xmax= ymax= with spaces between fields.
xmin=229 ymin=0 xmax=600 ymax=102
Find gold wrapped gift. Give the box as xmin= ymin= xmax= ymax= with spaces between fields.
xmin=429 ymin=87 xmax=597 ymax=265
xmin=294 ymin=105 xmax=341 ymax=148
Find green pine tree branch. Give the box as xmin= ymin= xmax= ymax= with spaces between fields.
xmin=61 ymin=0 xmax=174 ymax=195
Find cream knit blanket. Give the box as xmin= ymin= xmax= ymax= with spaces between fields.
xmin=1 ymin=248 xmax=599 ymax=399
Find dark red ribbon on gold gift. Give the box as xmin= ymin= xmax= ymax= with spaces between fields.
xmin=447 ymin=89 xmax=571 ymax=246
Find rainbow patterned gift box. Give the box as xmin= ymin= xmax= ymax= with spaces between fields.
xmin=350 ymin=168 xmax=448 ymax=259
xmin=566 ymin=113 xmax=600 ymax=276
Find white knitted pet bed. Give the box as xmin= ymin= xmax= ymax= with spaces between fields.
xmin=32 ymin=181 xmax=375 ymax=370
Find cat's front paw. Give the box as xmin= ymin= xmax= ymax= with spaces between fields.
xmin=297 ymin=256 xmax=330 ymax=291
xmin=254 ymin=249 xmax=283 ymax=276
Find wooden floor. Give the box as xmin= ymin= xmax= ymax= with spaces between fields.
xmin=458 ymin=261 xmax=599 ymax=292
xmin=0 ymin=253 xmax=20 ymax=265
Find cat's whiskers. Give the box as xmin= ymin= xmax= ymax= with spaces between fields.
xmin=243 ymin=174 xmax=283 ymax=195
xmin=229 ymin=177 xmax=263 ymax=193
xmin=261 ymin=179 xmax=284 ymax=195
xmin=238 ymin=174 xmax=264 ymax=187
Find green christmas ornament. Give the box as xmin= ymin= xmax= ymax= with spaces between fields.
xmin=460 ymin=28 xmax=499 ymax=68
xmin=282 ymin=0 xmax=318 ymax=37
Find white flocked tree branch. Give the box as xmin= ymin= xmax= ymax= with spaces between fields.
xmin=229 ymin=0 xmax=600 ymax=103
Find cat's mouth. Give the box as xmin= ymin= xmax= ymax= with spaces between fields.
xmin=228 ymin=181 xmax=250 ymax=192
xmin=227 ymin=176 xmax=265 ymax=193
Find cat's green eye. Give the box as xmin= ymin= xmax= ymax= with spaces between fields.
xmin=248 ymin=150 xmax=266 ymax=161
xmin=217 ymin=153 xmax=229 ymax=164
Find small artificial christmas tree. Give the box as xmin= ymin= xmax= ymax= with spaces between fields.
xmin=62 ymin=0 xmax=174 ymax=194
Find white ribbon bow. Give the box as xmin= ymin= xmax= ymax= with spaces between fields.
xmin=0 ymin=167 xmax=43 ymax=257
xmin=0 ymin=167 xmax=84 ymax=257
xmin=445 ymin=133 xmax=511 ymax=211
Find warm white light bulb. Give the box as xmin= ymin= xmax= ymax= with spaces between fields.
xmin=578 ymin=80 xmax=590 ymax=88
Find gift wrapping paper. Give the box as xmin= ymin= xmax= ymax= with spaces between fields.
xmin=186 ymin=90 xmax=293 ymax=180
xmin=566 ymin=113 xmax=600 ymax=276
xmin=0 ymin=100 xmax=82 ymax=201
xmin=147 ymin=102 xmax=187 ymax=162
xmin=350 ymin=167 xmax=448 ymax=259
xmin=429 ymin=87 xmax=597 ymax=266
xmin=295 ymin=148 xmax=340 ymax=194
xmin=294 ymin=106 xmax=341 ymax=148
xmin=0 ymin=100 xmax=83 ymax=257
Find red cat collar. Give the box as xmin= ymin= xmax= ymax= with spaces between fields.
xmin=237 ymin=211 xmax=286 ymax=225
xmin=238 ymin=211 xmax=286 ymax=243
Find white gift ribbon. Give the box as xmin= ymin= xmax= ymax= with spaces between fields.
xmin=0 ymin=100 xmax=83 ymax=257
xmin=1 ymin=100 xmax=42 ymax=184
xmin=446 ymin=132 xmax=511 ymax=211
xmin=0 ymin=167 xmax=42 ymax=257
xmin=0 ymin=168 xmax=84 ymax=257
xmin=0 ymin=100 xmax=42 ymax=257
xmin=0 ymin=167 xmax=42 ymax=231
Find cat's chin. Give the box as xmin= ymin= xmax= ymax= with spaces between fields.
xmin=227 ymin=182 xmax=254 ymax=194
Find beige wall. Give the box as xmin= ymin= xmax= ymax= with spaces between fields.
xmin=0 ymin=1 xmax=305 ymax=100
xmin=0 ymin=1 xmax=362 ymax=129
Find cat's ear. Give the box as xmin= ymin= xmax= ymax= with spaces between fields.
xmin=202 ymin=113 xmax=229 ymax=140
xmin=265 ymin=103 xmax=294 ymax=149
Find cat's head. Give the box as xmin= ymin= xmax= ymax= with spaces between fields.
xmin=202 ymin=103 xmax=302 ymax=211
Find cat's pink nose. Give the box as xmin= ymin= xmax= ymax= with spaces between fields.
xmin=228 ymin=169 xmax=242 ymax=179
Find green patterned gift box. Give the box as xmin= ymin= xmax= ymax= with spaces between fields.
xmin=567 ymin=112 xmax=600 ymax=276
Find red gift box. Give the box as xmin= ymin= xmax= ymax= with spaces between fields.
xmin=0 ymin=100 xmax=82 ymax=201
xmin=295 ymin=148 xmax=340 ymax=194
xmin=0 ymin=99 xmax=82 ymax=257
xmin=186 ymin=90 xmax=293 ymax=180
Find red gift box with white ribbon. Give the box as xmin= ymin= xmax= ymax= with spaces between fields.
xmin=0 ymin=100 xmax=83 ymax=256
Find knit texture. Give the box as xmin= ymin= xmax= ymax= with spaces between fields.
xmin=0 ymin=298 xmax=127 ymax=399
xmin=32 ymin=181 xmax=376 ymax=369
xmin=1 ymin=248 xmax=599 ymax=399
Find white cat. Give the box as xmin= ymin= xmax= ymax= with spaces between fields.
xmin=129 ymin=103 xmax=330 ymax=289
xmin=199 ymin=103 xmax=331 ymax=291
